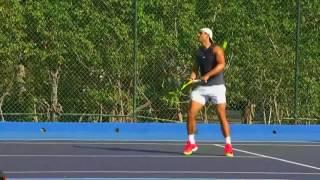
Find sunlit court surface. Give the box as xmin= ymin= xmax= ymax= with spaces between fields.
xmin=0 ymin=123 xmax=319 ymax=180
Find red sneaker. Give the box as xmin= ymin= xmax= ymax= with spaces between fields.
xmin=224 ymin=143 xmax=234 ymax=157
xmin=183 ymin=141 xmax=198 ymax=155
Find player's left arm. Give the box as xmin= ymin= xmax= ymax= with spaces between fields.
xmin=202 ymin=46 xmax=225 ymax=82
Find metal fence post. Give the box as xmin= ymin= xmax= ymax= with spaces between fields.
xmin=294 ymin=0 xmax=301 ymax=121
xmin=133 ymin=0 xmax=138 ymax=120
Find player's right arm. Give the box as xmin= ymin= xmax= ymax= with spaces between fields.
xmin=190 ymin=61 xmax=198 ymax=80
xmin=190 ymin=50 xmax=199 ymax=80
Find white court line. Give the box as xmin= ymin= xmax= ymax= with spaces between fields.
xmin=0 ymin=142 xmax=185 ymax=145
xmin=8 ymin=178 xmax=289 ymax=180
xmin=7 ymin=178 xmax=291 ymax=180
xmin=232 ymin=143 xmax=320 ymax=147
xmin=0 ymin=154 xmax=258 ymax=158
xmin=4 ymin=170 xmax=320 ymax=175
xmin=214 ymin=144 xmax=320 ymax=171
xmin=1 ymin=141 xmax=186 ymax=145
xmin=0 ymin=141 xmax=319 ymax=146
xmin=0 ymin=139 xmax=317 ymax=143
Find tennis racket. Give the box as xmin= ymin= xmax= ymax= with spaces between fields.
xmin=180 ymin=79 xmax=202 ymax=91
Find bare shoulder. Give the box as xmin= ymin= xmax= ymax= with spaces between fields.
xmin=212 ymin=45 xmax=223 ymax=52
xmin=212 ymin=45 xmax=224 ymax=55
xmin=212 ymin=45 xmax=225 ymax=64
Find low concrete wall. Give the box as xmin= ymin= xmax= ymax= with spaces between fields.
xmin=0 ymin=122 xmax=319 ymax=142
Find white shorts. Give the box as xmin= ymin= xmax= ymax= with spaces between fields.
xmin=190 ymin=84 xmax=226 ymax=105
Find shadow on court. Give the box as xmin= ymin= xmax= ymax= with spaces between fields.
xmin=72 ymin=145 xmax=180 ymax=155
xmin=72 ymin=144 xmax=226 ymax=157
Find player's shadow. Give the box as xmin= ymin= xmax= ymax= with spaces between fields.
xmin=72 ymin=145 xmax=180 ymax=155
xmin=72 ymin=145 xmax=222 ymax=156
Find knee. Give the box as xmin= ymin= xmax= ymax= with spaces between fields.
xmin=187 ymin=110 xmax=197 ymax=118
xmin=216 ymin=104 xmax=226 ymax=114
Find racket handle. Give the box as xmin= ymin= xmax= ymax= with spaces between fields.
xmin=192 ymin=79 xmax=202 ymax=83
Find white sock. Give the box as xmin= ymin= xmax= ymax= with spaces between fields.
xmin=225 ymin=136 xmax=231 ymax=144
xmin=188 ymin=134 xmax=196 ymax=144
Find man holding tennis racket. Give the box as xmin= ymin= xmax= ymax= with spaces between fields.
xmin=183 ymin=28 xmax=233 ymax=157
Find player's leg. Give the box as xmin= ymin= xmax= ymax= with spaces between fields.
xmin=216 ymin=103 xmax=230 ymax=138
xmin=216 ymin=103 xmax=233 ymax=157
xmin=183 ymin=100 xmax=203 ymax=155
xmin=187 ymin=100 xmax=203 ymax=138
xmin=208 ymin=84 xmax=234 ymax=157
xmin=183 ymin=87 xmax=206 ymax=155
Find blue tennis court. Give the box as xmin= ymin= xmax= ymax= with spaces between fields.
xmin=0 ymin=122 xmax=319 ymax=179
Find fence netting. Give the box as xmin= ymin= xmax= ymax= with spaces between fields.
xmin=0 ymin=0 xmax=319 ymax=124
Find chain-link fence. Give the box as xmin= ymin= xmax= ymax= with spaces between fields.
xmin=0 ymin=0 xmax=319 ymax=124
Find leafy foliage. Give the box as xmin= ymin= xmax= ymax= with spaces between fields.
xmin=0 ymin=0 xmax=318 ymax=123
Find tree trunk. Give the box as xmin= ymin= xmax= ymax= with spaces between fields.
xmin=16 ymin=64 xmax=26 ymax=95
xmin=0 ymin=92 xmax=10 ymax=122
xmin=50 ymin=68 xmax=62 ymax=121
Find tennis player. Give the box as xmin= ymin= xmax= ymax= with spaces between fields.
xmin=183 ymin=28 xmax=233 ymax=157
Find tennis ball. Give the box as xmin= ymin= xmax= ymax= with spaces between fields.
xmin=222 ymin=41 xmax=228 ymax=50
xmin=40 ymin=127 xmax=47 ymax=133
